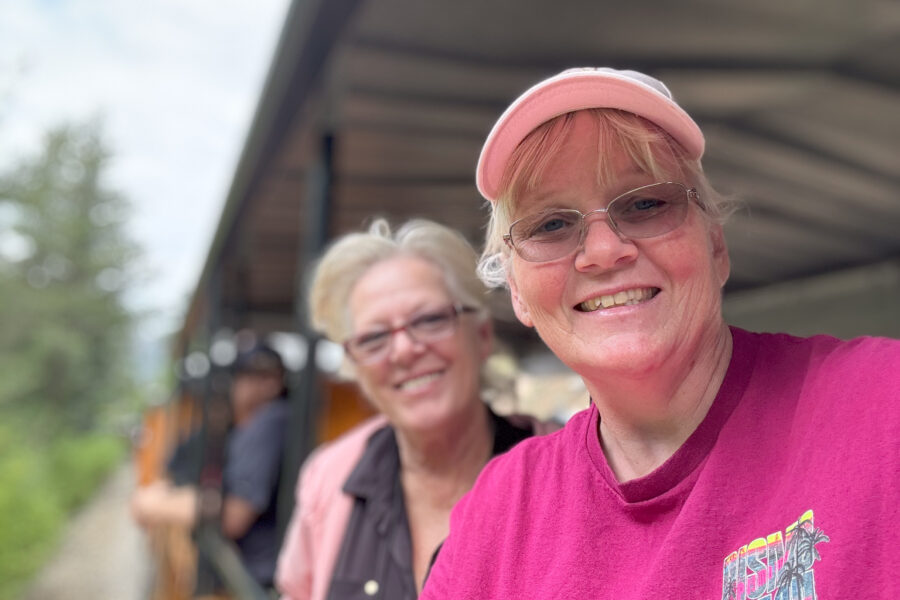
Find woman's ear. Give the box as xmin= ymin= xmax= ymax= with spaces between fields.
xmin=710 ymin=224 xmax=730 ymax=288
xmin=507 ymin=268 xmax=534 ymax=328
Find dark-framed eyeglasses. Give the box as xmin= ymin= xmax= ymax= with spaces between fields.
xmin=343 ymin=303 xmax=477 ymax=365
xmin=504 ymin=181 xmax=700 ymax=263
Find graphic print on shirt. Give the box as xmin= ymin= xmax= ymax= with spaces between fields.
xmin=721 ymin=510 xmax=829 ymax=600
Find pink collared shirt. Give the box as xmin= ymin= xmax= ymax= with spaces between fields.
xmin=276 ymin=415 xmax=388 ymax=600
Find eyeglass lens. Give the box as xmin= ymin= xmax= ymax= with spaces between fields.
xmin=346 ymin=305 xmax=461 ymax=362
xmin=508 ymin=182 xmax=692 ymax=262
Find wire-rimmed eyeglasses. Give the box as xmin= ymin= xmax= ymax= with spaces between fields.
xmin=504 ymin=181 xmax=700 ymax=263
xmin=343 ymin=303 xmax=476 ymax=364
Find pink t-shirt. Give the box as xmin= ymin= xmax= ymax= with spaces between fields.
xmin=421 ymin=328 xmax=900 ymax=599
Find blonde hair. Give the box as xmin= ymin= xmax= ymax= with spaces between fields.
xmin=478 ymin=109 xmax=733 ymax=288
xmin=309 ymin=218 xmax=491 ymax=346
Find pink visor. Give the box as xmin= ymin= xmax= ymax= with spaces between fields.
xmin=475 ymin=67 xmax=704 ymax=203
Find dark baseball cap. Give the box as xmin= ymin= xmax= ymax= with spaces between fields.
xmin=230 ymin=343 xmax=284 ymax=375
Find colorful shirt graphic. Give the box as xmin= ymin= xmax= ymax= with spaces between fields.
xmin=722 ymin=510 xmax=829 ymax=600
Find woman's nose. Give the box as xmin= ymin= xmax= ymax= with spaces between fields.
xmin=573 ymin=214 xmax=638 ymax=272
xmin=388 ymin=328 xmax=425 ymax=363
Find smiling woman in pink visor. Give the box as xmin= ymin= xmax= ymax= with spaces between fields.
xmin=276 ymin=219 xmax=542 ymax=600
xmin=420 ymin=68 xmax=900 ymax=599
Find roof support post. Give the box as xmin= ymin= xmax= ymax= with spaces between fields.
xmin=278 ymin=130 xmax=336 ymax=540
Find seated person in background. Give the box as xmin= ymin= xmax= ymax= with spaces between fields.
xmin=276 ymin=218 xmax=551 ymax=600
xmin=132 ymin=343 xmax=290 ymax=591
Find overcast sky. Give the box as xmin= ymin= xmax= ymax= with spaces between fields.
xmin=0 ymin=0 xmax=291 ymax=339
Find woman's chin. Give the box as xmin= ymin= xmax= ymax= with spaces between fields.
xmin=397 ymin=397 xmax=480 ymax=439
xmin=392 ymin=400 xmax=449 ymax=434
xmin=564 ymin=335 xmax=672 ymax=380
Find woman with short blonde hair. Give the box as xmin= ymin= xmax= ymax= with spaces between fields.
xmin=277 ymin=218 xmax=540 ymax=600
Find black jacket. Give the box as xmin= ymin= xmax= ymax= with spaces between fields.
xmin=326 ymin=410 xmax=533 ymax=599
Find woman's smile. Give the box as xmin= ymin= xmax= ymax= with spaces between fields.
xmin=575 ymin=287 xmax=659 ymax=312
xmin=394 ymin=369 xmax=444 ymax=392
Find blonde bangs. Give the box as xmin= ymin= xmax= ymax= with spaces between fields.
xmin=501 ymin=109 xmax=689 ymax=201
xmin=478 ymin=108 xmax=729 ymax=289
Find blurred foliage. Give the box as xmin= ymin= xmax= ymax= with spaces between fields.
xmin=0 ymin=120 xmax=139 ymax=431
xmin=0 ymin=421 xmax=125 ymax=600
xmin=0 ymin=121 xmax=140 ymax=598
xmin=50 ymin=434 xmax=128 ymax=510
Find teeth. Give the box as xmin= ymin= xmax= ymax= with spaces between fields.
xmin=398 ymin=372 xmax=441 ymax=390
xmin=579 ymin=288 xmax=655 ymax=312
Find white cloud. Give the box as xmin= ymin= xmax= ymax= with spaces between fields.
xmin=0 ymin=0 xmax=291 ymax=333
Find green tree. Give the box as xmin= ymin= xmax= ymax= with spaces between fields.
xmin=0 ymin=120 xmax=140 ymax=431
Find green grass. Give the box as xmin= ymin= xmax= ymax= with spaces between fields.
xmin=0 ymin=424 xmax=125 ymax=600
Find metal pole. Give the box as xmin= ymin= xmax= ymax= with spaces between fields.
xmin=278 ymin=130 xmax=335 ymax=542
xmin=193 ymin=268 xmax=235 ymax=596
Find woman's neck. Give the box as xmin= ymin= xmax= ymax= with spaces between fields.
xmin=396 ymin=401 xmax=494 ymax=506
xmin=586 ymin=323 xmax=733 ymax=482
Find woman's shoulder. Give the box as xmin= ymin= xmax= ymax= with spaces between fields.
xmin=299 ymin=415 xmax=390 ymax=496
xmin=735 ymin=327 xmax=899 ymax=376
xmin=737 ymin=325 xmax=897 ymax=352
xmin=807 ymin=334 xmax=900 ymax=392
xmin=305 ymin=415 xmax=390 ymax=468
xmin=737 ymin=329 xmax=900 ymax=422
xmin=813 ymin=332 xmax=900 ymax=361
